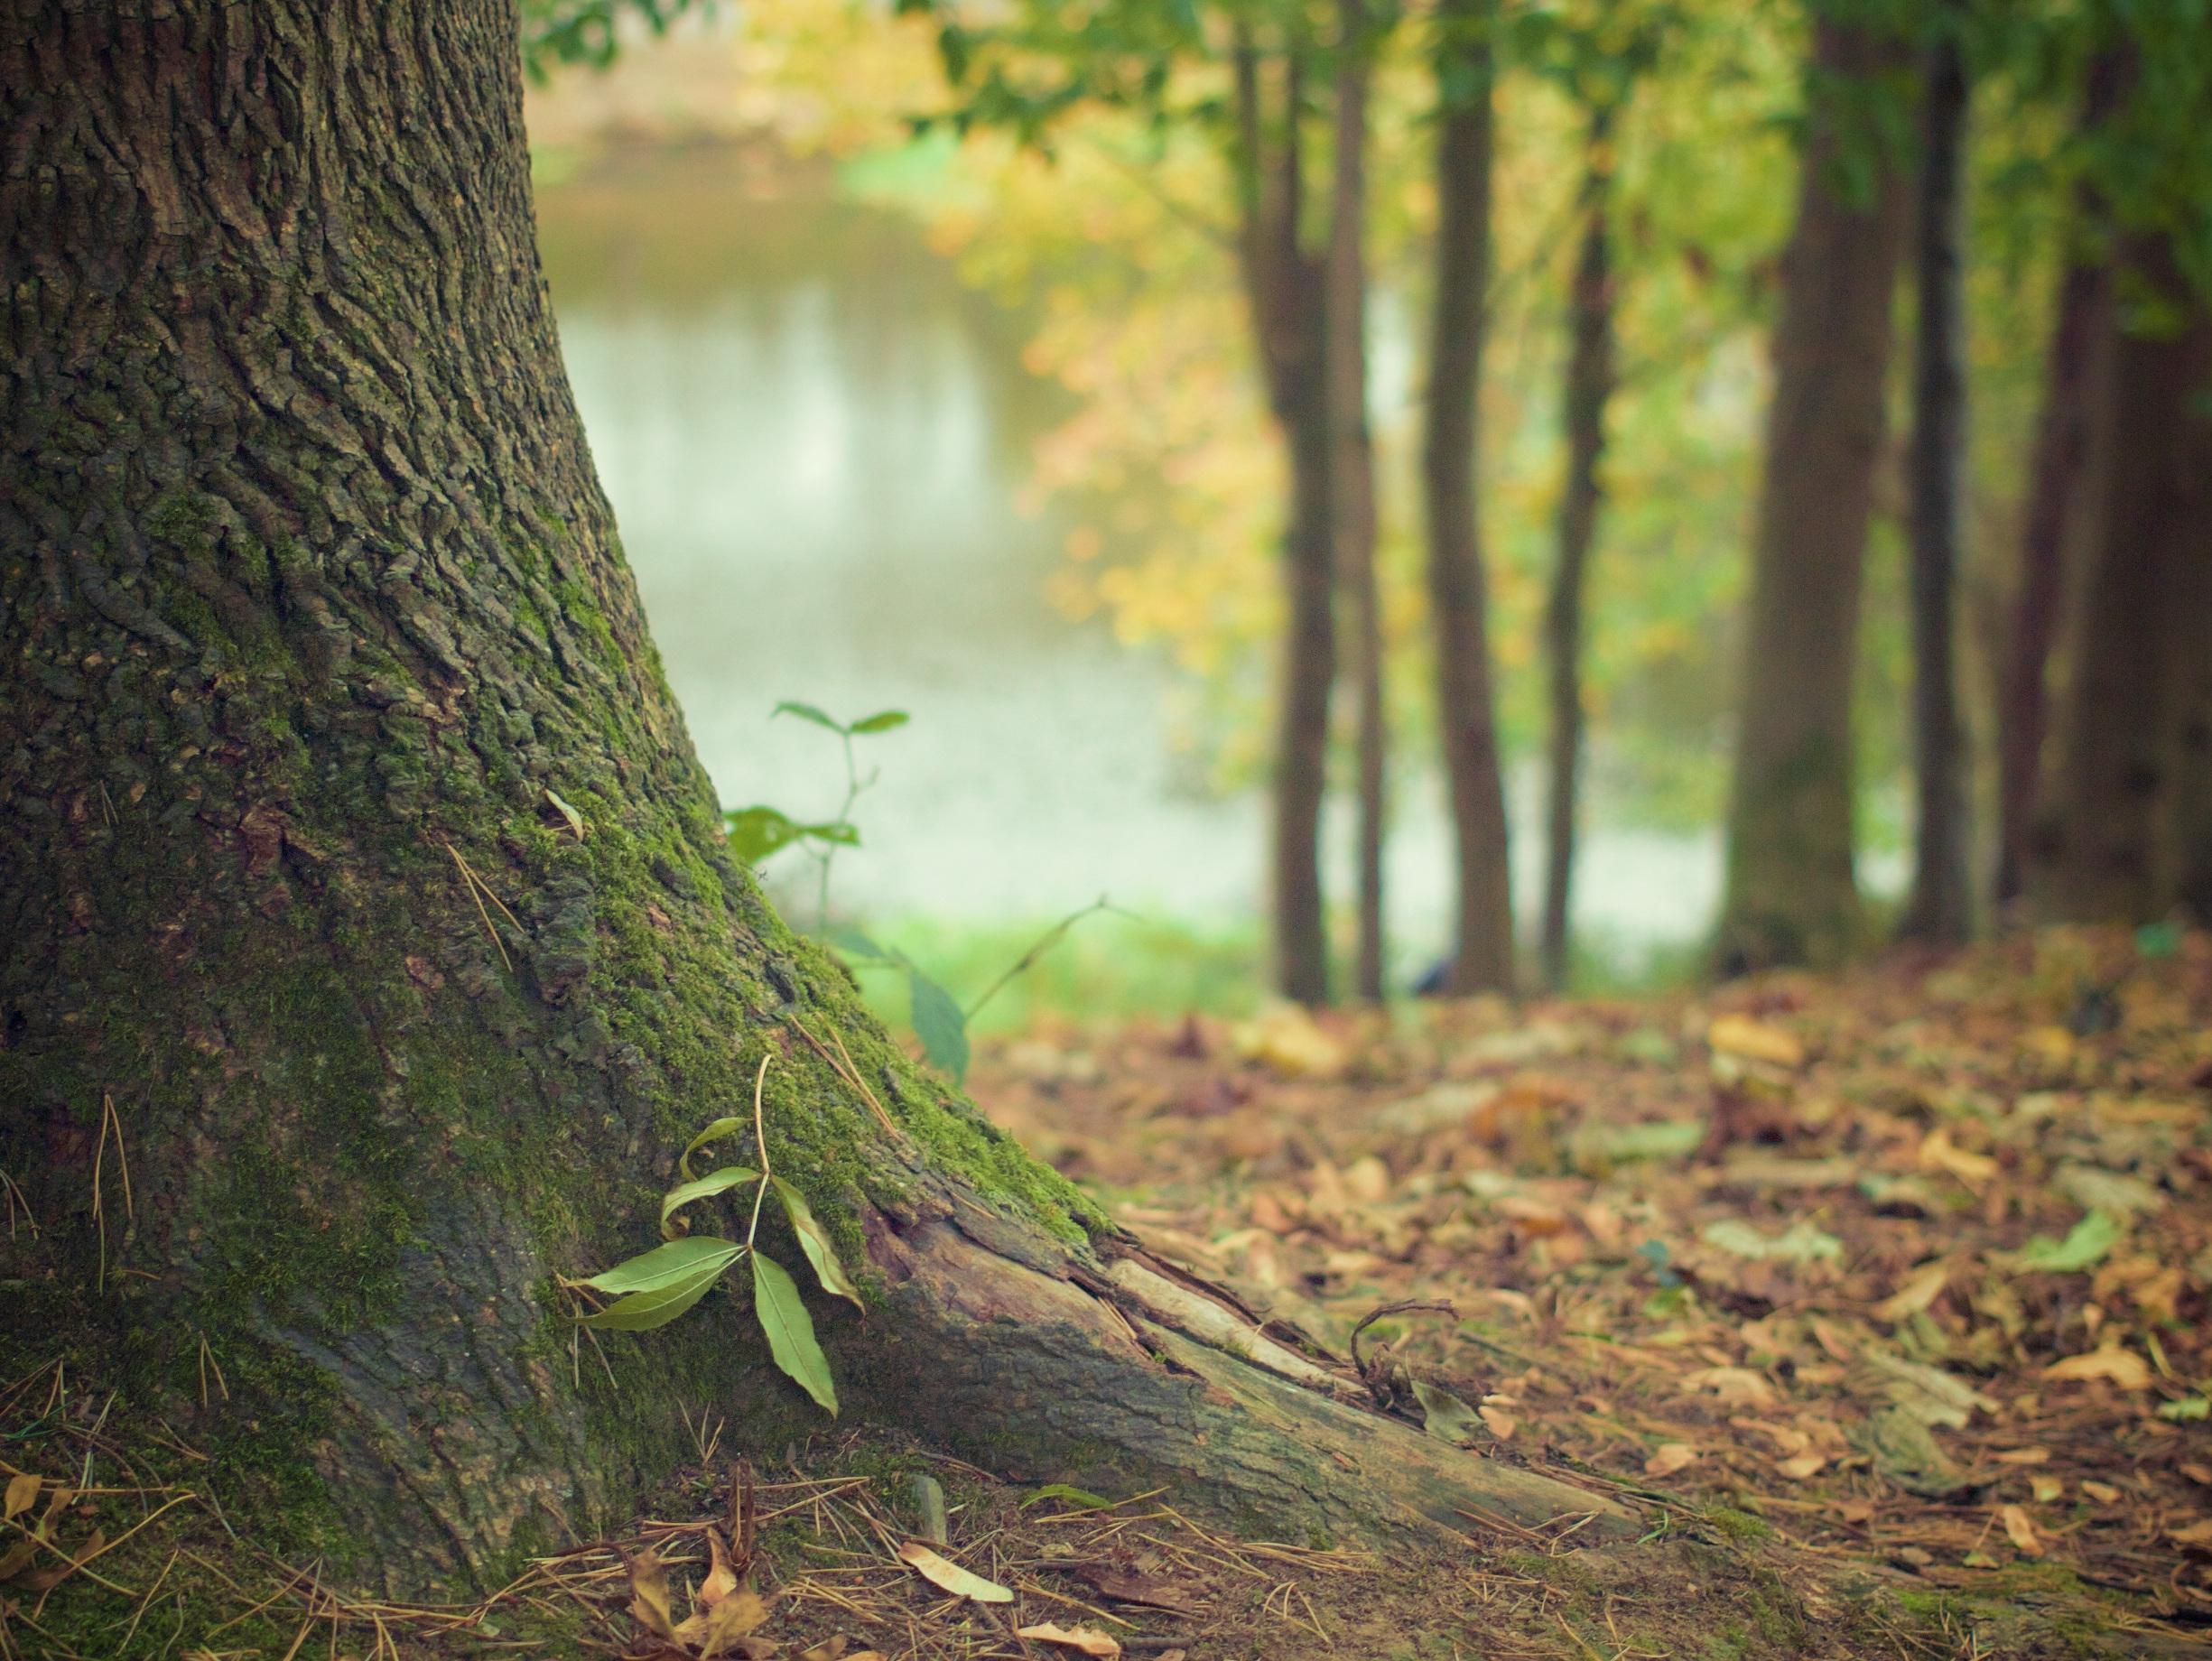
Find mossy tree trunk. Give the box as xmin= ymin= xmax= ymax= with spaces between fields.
xmin=0 ymin=0 xmax=1631 ymax=1599
xmin=1424 ymin=0 xmax=1516 ymax=997
xmin=1715 ymin=16 xmax=1909 ymax=975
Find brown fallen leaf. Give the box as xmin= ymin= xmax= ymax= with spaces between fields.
xmin=2 ymin=1474 xmax=37 ymax=1522
xmin=1017 ymin=1622 xmax=1122 ymax=1657
xmin=626 ymin=1549 xmax=678 ymax=1641
xmin=1873 ymin=1261 xmax=1950 ymax=1324
xmin=2081 ymin=1480 xmax=2122 ymax=1504
xmin=1776 ymin=1452 xmax=1827 ymax=1480
xmin=698 ymin=1529 xmax=740 ymax=1608
xmin=674 ymin=1589 xmax=769 ymax=1659
xmin=897 ymin=1541 xmax=1012 ymax=1603
xmin=1644 ymin=1443 xmax=1697 ymax=1478
xmin=2030 ymin=1475 xmax=2063 ymax=1503
xmin=2169 ymin=1518 xmax=2212 ymax=1550
xmin=2000 ymin=1505 xmax=2043 ymax=1556
xmin=1479 ymin=1405 xmax=1519 ymax=1441
xmin=1072 ymin=1564 xmax=1205 ymax=1615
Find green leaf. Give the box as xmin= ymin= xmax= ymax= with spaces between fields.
xmin=575 ymin=1238 xmax=744 ymax=1330
xmin=828 ymin=927 xmax=895 ymax=961
xmin=849 ymin=710 xmax=910 ymax=735
xmin=1019 ymin=1483 xmax=1111 ymax=1511
xmin=725 ymin=805 xmax=805 ymax=864
xmin=770 ymin=1176 xmax=865 ymax=1311
xmin=2005 ymin=1210 xmax=2122 ymax=1274
xmin=660 ymin=1165 xmax=761 ymax=1239
xmin=772 ymin=700 xmax=844 ymax=735
xmin=1412 ymin=1379 xmax=1483 ymax=1444
xmin=2159 ymin=1396 xmax=2209 ymax=1423
xmin=752 ymin=1251 xmax=838 ymax=1415
xmin=681 ymin=1116 xmax=751 ymax=1181
xmin=907 ymin=966 xmax=970 ymax=1083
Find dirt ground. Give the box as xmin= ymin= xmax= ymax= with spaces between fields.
xmin=6 ymin=926 xmax=2211 ymax=1657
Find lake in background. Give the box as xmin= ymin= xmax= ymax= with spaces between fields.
xmin=534 ymin=144 xmax=1731 ymax=983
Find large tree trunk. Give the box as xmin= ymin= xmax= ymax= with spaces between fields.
xmin=1898 ymin=17 xmax=1974 ymax=945
xmin=1992 ymin=60 xmax=2120 ymax=911
xmin=0 ymin=0 xmax=1632 ymax=1599
xmin=1538 ymin=105 xmax=1618 ymax=995
xmin=1236 ymin=41 xmax=1337 ymax=1007
xmin=1330 ymin=0 xmax=1387 ymax=1004
xmin=1715 ymin=17 xmax=1910 ymax=975
xmin=1423 ymin=0 xmax=1515 ymax=996
xmin=2030 ymin=246 xmax=2212 ymax=923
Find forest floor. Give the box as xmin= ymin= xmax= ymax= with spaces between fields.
xmin=8 ymin=927 xmax=2211 ymax=1658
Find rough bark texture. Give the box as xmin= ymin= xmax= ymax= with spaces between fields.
xmin=0 ymin=0 xmax=1634 ymax=1600
xmin=1539 ymin=107 xmax=1617 ymax=995
xmin=1715 ymin=18 xmax=1909 ymax=975
xmin=1329 ymin=0 xmax=1386 ymax=1004
xmin=2030 ymin=248 xmax=2212 ymax=924
xmin=1423 ymin=0 xmax=1515 ymax=996
xmin=1899 ymin=21 xmax=1974 ymax=945
xmin=1235 ymin=42 xmax=1335 ymax=1007
xmin=1993 ymin=60 xmax=2120 ymax=911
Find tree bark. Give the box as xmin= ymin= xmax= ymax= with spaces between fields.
xmin=2030 ymin=244 xmax=2212 ymax=924
xmin=1236 ymin=40 xmax=1336 ymax=1007
xmin=1898 ymin=18 xmax=1974 ymax=945
xmin=1330 ymin=0 xmax=1387 ymax=1004
xmin=0 ymin=0 xmax=1635 ymax=1598
xmin=1423 ymin=0 xmax=1515 ymax=996
xmin=1539 ymin=105 xmax=1618 ymax=995
xmin=1993 ymin=57 xmax=2122 ymax=911
xmin=1715 ymin=17 xmax=1910 ymax=975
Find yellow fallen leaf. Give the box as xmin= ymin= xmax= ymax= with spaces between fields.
xmin=698 ymin=1529 xmax=740 ymax=1608
xmin=2042 ymin=1346 xmax=2153 ymax=1391
xmin=1776 ymin=1452 xmax=1827 ymax=1480
xmin=2001 ymin=1505 xmax=2043 ymax=1556
xmin=2 ymin=1475 xmax=37 ymax=1522
xmin=1231 ymin=1007 xmax=1348 ymax=1080
xmin=674 ymin=1589 xmax=770 ymax=1659
xmin=2081 ymin=1480 xmax=2122 ymax=1504
xmin=1017 ymin=1622 xmax=1123 ymax=1657
xmin=1644 ymin=1443 xmax=1697 ymax=1477
xmin=2168 ymin=1518 xmax=2212 ymax=1549
xmin=897 ymin=1541 xmax=1012 ymax=1603
xmin=1480 ymin=1406 xmax=1519 ymax=1442
xmin=1707 ymin=1015 xmax=1804 ymax=1069
xmin=1917 ymin=1127 xmax=1998 ymax=1187
xmin=625 ymin=1548 xmax=677 ymax=1641
xmin=1873 ymin=1260 xmax=1951 ymax=1323
xmin=1991 ymin=1446 xmax=2050 ymax=1465
xmin=2030 ymin=1475 xmax=2063 ymax=1503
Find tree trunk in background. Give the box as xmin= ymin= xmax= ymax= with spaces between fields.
xmin=1539 ymin=106 xmax=1619 ymax=994
xmin=1331 ymin=0 xmax=1387 ymax=1003
xmin=2031 ymin=245 xmax=2212 ymax=923
xmin=1236 ymin=42 xmax=1335 ymax=1006
xmin=1899 ymin=19 xmax=1973 ymax=945
xmin=1994 ymin=59 xmax=2121 ymax=911
xmin=0 ymin=0 xmax=1632 ymax=1596
xmin=1715 ymin=18 xmax=1910 ymax=975
xmin=1424 ymin=0 xmax=1515 ymax=996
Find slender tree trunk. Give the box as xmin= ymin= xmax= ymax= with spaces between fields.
xmin=1899 ymin=18 xmax=1974 ymax=944
xmin=1331 ymin=0 xmax=1387 ymax=1003
xmin=1236 ymin=42 xmax=1336 ymax=1006
xmin=1539 ymin=106 xmax=1618 ymax=994
xmin=1715 ymin=17 xmax=1910 ymax=975
xmin=1423 ymin=0 xmax=1515 ymax=995
xmin=2031 ymin=245 xmax=2212 ymax=923
xmin=1993 ymin=60 xmax=2121 ymax=910
xmin=0 ymin=0 xmax=1630 ymax=1597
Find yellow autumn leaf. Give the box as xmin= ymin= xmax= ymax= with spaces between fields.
xmin=2 ymin=1474 xmax=38 ymax=1522
xmin=1645 ymin=1443 xmax=1697 ymax=1477
xmin=1873 ymin=1260 xmax=1951 ymax=1323
xmin=897 ymin=1541 xmax=1013 ymax=1603
xmin=1706 ymin=1015 xmax=1805 ymax=1069
xmin=1917 ymin=1127 xmax=1998 ymax=1187
xmin=2042 ymin=1345 xmax=2153 ymax=1390
xmin=2000 ymin=1505 xmax=2043 ymax=1556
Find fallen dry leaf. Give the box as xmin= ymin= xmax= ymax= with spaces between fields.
xmin=2042 ymin=1345 xmax=2153 ymax=1391
xmin=897 ymin=1541 xmax=1012 ymax=1603
xmin=2 ymin=1475 xmax=36 ymax=1522
xmin=2001 ymin=1505 xmax=2044 ymax=1556
xmin=1017 ymin=1622 xmax=1123 ymax=1656
xmin=674 ymin=1588 xmax=769 ymax=1659
xmin=1645 ymin=1443 xmax=1697 ymax=1477
xmin=627 ymin=1548 xmax=678 ymax=1640
xmin=1873 ymin=1260 xmax=1950 ymax=1323
xmin=1708 ymin=1014 xmax=1805 ymax=1068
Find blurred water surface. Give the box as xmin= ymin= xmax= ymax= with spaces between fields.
xmin=536 ymin=145 xmax=1724 ymax=975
